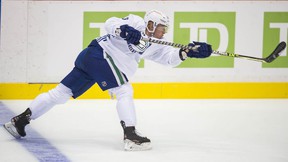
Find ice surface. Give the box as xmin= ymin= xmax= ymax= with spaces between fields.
xmin=1 ymin=99 xmax=288 ymax=162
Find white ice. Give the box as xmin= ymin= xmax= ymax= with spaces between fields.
xmin=1 ymin=99 xmax=288 ymax=162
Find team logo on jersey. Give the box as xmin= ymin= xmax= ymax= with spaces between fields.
xmin=101 ymin=81 xmax=107 ymax=87
xmin=127 ymin=40 xmax=151 ymax=54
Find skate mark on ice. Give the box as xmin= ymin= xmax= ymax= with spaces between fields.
xmin=0 ymin=102 xmax=70 ymax=162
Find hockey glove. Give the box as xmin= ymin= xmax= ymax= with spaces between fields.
xmin=179 ymin=41 xmax=212 ymax=60
xmin=120 ymin=25 xmax=141 ymax=45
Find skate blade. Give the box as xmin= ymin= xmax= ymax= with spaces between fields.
xmin=124 ymin=139 xmax=152 ymax=151
xmin=3 ymin=122 xmax=21 ymax=139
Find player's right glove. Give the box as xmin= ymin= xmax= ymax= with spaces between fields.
xmin=179 ymin=41 xmax=212 ymax=60
xmin=119 ymin=25 xmax=141 ymax=45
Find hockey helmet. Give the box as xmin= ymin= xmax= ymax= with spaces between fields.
xmin=144 ymin=10 xmax=169 ymax=34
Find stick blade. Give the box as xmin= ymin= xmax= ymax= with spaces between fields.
xmin=264 ymin=41 xmax=286 ymax=63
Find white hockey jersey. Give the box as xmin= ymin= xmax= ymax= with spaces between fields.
xmin=96 ymin=14 xmax=182 ymax=78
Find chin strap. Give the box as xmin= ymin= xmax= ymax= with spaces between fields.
xmin=146 ymin=25 xmax=155 ymax=36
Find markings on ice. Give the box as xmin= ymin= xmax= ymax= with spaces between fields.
xmin=0 ymin=102 xmax=70 ymax=162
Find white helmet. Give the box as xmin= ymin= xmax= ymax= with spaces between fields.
xmin=144 ymin=10 xmax=169 ymax=33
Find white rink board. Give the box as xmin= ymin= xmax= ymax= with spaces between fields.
xmin=1 ymin=1 xmax=288 ymax=82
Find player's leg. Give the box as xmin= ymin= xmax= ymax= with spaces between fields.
xmin=4 ymin=48 xmax=96 ymax=138
xmin=109 ymin=83 xmax=136 ymax=126
xmin=109 ymin=83 xmax=152 ymax=151
xmin=4 ymin=83 xmax=73 ymax=138
xmin=83 ymin=46 xmax=152 ymax=151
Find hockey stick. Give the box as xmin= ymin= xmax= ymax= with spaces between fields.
xmin=141 ymin=37 xmax=286 ymax=63
xmin=213 ymin=41 xmax=286 ymax=63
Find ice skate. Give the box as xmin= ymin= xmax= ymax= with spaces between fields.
xmin=120 ymin=121 xmax=152 ymax=151
xmin=3 ymin=108 xmax=31 ymax=138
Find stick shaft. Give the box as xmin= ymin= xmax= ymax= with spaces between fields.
xmin=212 ymin=50 xmax=266 ymax=62
xmin=142 ymin=37 xmax=267 ymax=62
xmin=141 ymin=37 xmax=199 ymax=51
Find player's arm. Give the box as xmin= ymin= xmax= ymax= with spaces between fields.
xmin=142 ymin=41 xmax=212 ymax=67
xmin=104 ymin=14 xmax=144 ymax=45
xmin=142 ymin=44 xmax=183 ymax=67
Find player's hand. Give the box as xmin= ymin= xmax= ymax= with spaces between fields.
xmin=120 ymin=25 xmax=141 ymax=45
xmin=185 ymin=41 xmax=212 ymax=58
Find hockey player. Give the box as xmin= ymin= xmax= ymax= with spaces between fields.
xmin=3 ymin=10 xmax=212 ymax=151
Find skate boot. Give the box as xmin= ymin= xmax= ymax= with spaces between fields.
xmin=120 ymin=121 xmax=152 ymax=151
xmin=4 ymin=108 xmax=32 ymax=138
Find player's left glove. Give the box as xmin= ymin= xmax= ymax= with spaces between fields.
xmin=119 ymin=25 xmax=141 ymax=45
xmin=179 ymin=41 xmax=212 ymax=60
